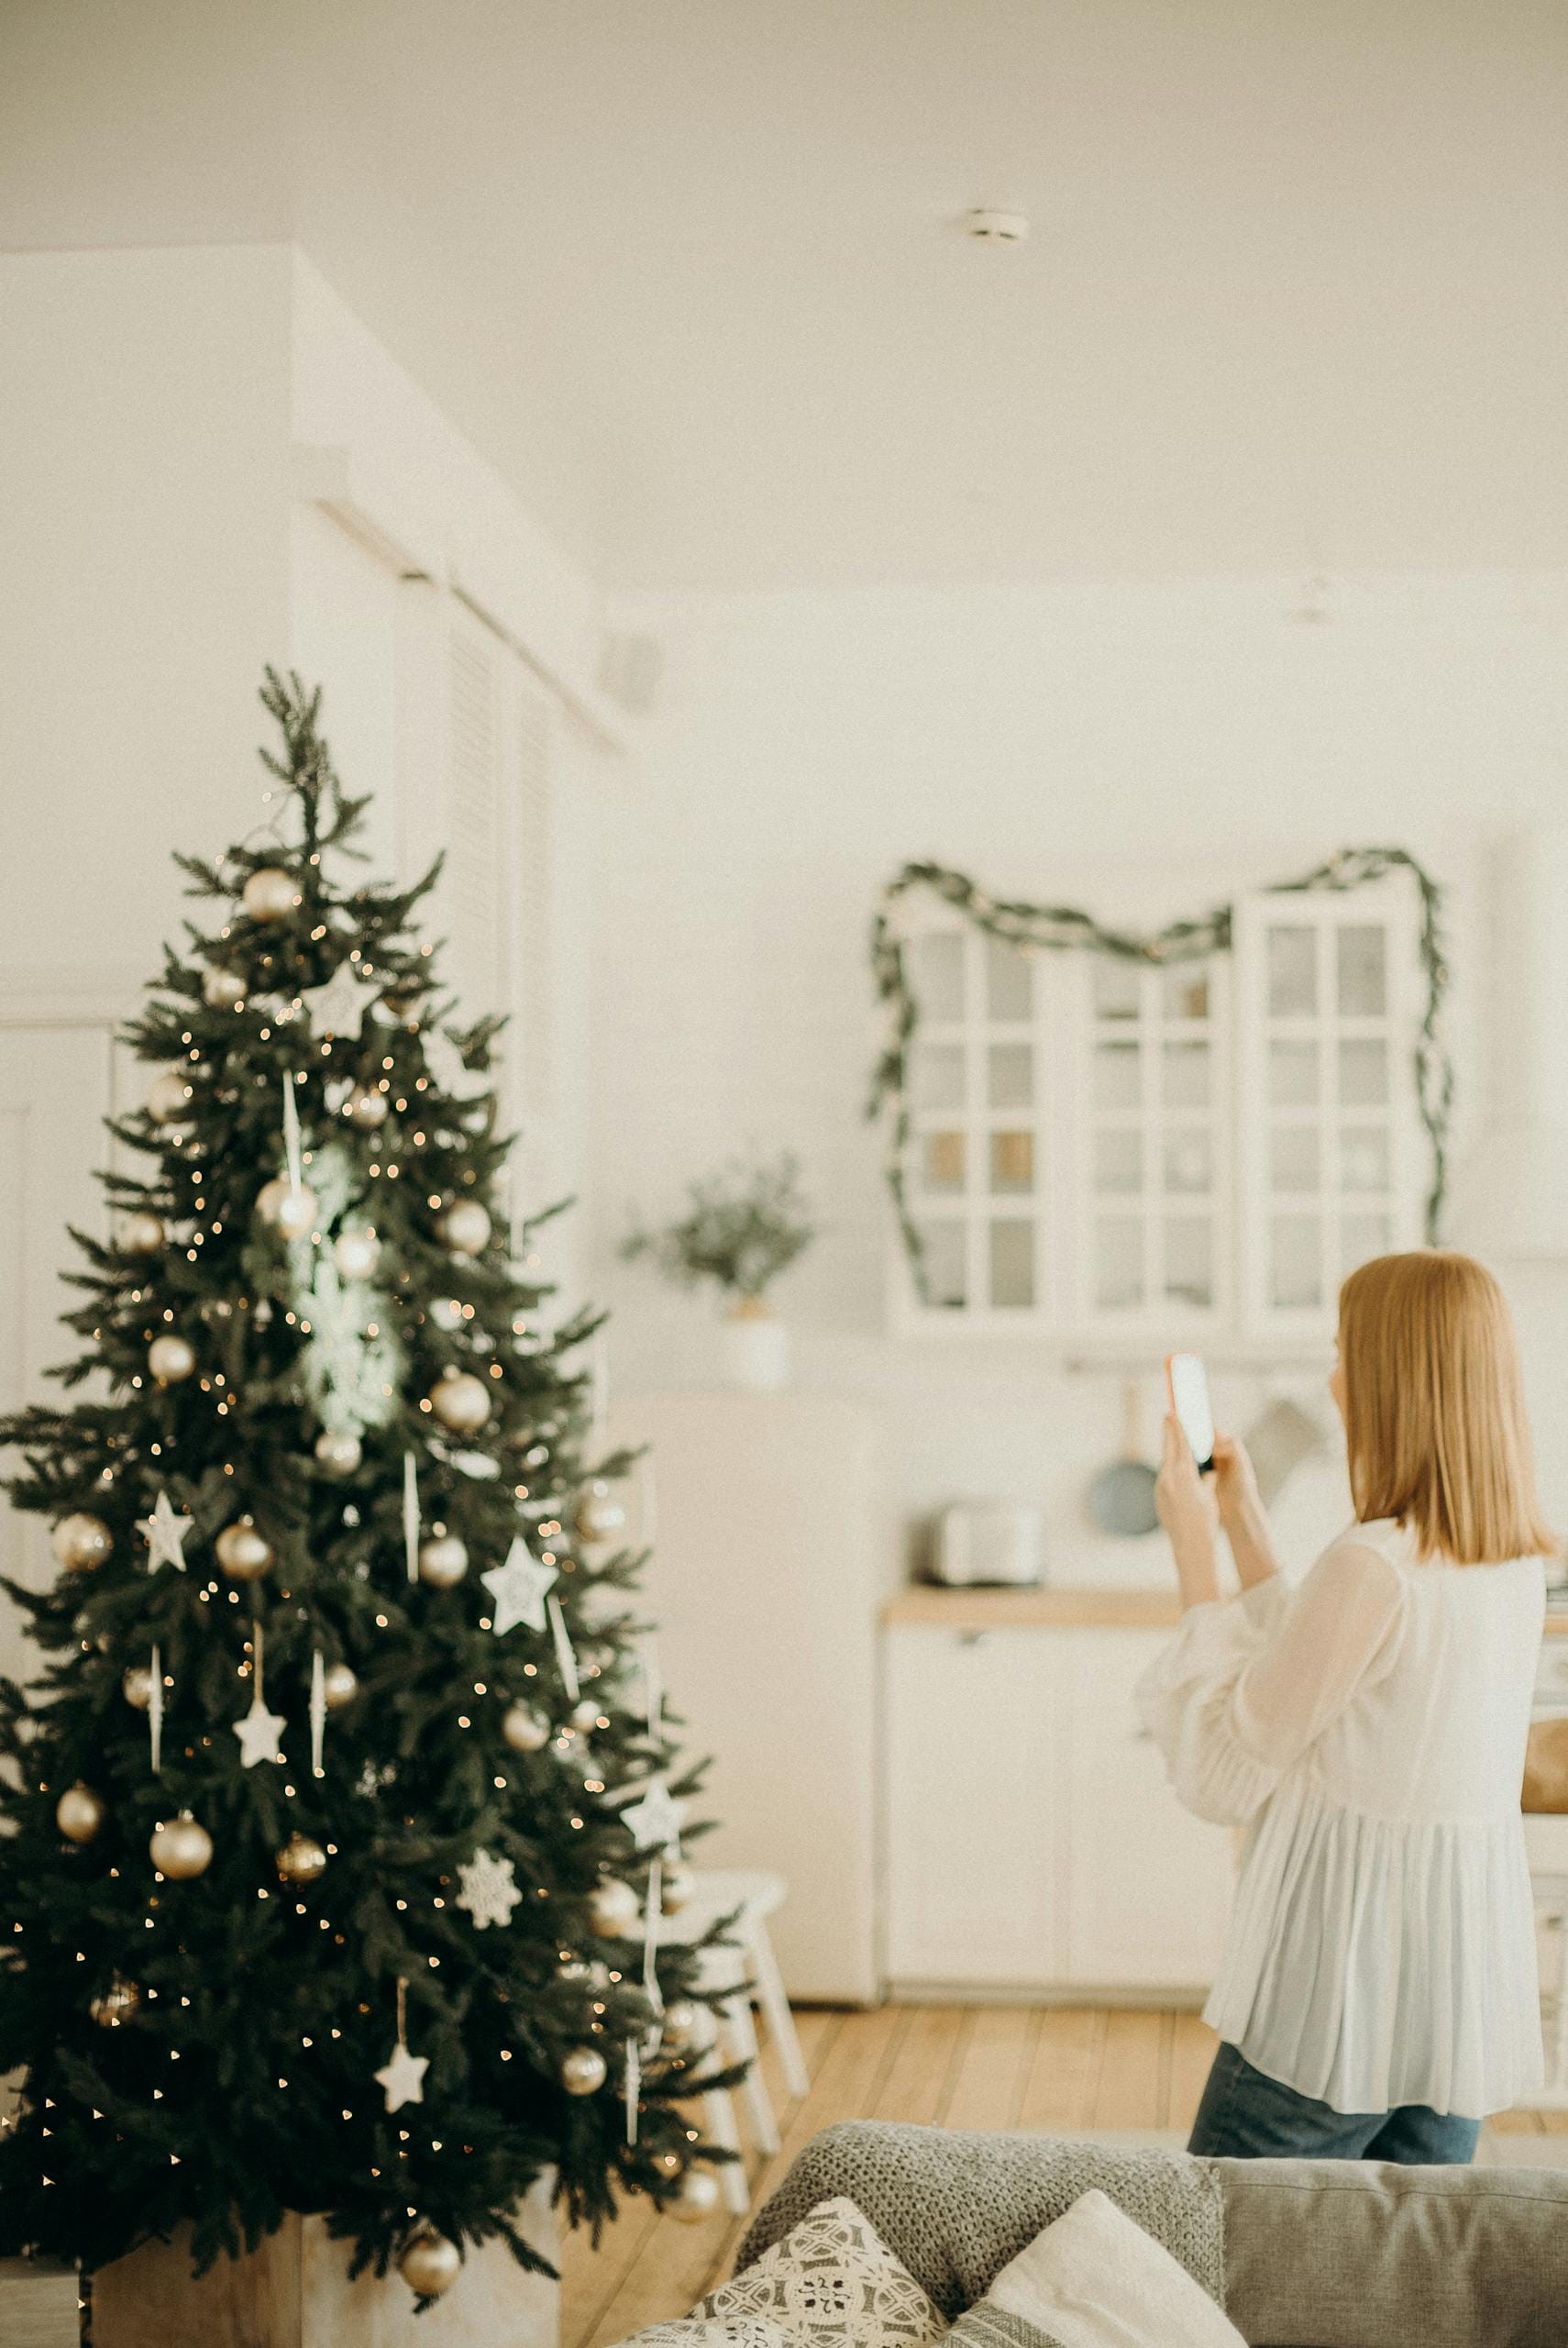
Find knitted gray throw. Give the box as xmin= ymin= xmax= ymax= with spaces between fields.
xmin=734 ymin=2121 xmax=1226 ymax=2319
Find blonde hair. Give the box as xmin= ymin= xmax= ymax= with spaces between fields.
xmin=1339 ymin=1250 xmax=1555 ymax=1565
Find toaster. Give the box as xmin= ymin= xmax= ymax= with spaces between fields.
xmin=930 ymin=1502 xmax=1045 ymax=1588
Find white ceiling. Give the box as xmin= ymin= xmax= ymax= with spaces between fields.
xmin=5 ymin=0 xmax=1567 ymax=590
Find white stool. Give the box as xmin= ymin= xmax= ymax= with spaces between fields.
xmin=1524 ymin=1813 xmax=1568 ymax=2109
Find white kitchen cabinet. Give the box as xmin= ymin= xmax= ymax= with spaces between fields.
xmin=883 ymin=1618 xmax=1234 ymax=1997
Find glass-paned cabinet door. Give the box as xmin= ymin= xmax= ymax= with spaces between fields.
xmin=1233 ymin=886 xmax=1424 ymax=1335
xmin=1067 ymin=951 xmax=1231 ymax=1334
xmin=898 ymin=920 xmax=1055 ymax=1324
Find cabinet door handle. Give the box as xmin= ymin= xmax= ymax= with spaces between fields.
xmin=957 ymin=1631 xmax=989 ymax=1649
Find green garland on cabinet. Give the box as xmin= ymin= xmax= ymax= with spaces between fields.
xmin=867 ymin=847 xmax=1452 ymax=1300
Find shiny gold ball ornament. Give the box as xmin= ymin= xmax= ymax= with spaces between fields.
xmin=90 ymin=1976 xmax=141 ymax=2029
xmin=397 ymin=2231 xmax=461 ymax=2299
xmin=502 ymin=1700 xmax=549 ymax=1753
xmin=51 ymin=1512 xmax=113 ymax=1573
xmin=150 ymin=1811 xmax=213 ymax=1879
xmin=560 ymin=2045 xmax=608 ymax=2097
xmin=277 ymin=1831 xmax=327 ymax=1884
xmin=123 ymin=1210 xmax=166 ymax=1254
xmin=668 ymin=2166 xmax=722 ymax=2223
xmin=242 ymin=866 xmax=300 ymax=924
xmin=215 ymin=1519 xmax=272 ymax=1581
xmin=658 ymin=1999 xmax=710 ymax=2055
xmin=439 ymin=1199 xmax=491 ymax=1257
xmin=418 ymin=1533 xmax=469 ymax=1588
xmin=575 ymin=1485 xmax=627 ymax=1545
xmin=56 ymin=1784 xmax=105 ymax=1844
xmin=322 ymin=1661 xmax=359 ymax=1711
xmin=569 ymin=1698 xmax=602 ymax=1733
xmin=345 ymin=1086 xmax=388 ymax=1130
xmin=314 ymin=1428 xmax=362 ymax=1479
xmin=428 ymin=1370 xmax=491 ymax=1433
xmin=202 ymin=965 xmax=247 ymax=1010
xmin=586 ymin=1877 xmax=641 ymax=1937
xmin=147 ymin=1069 xmax=193 ymax=1124
xmin=121 ymin=1665 xmax=154 ymax=1710
xmin=333 ymin=1227 xmax=381 ymax=1279
xmin=148 ymin=1333 xmax=196 ymax=1385
xmin=660 ymin=1864 xmax=696 ymax=1916
xmin=256 ymin=1177 xmax=318 ymax=1241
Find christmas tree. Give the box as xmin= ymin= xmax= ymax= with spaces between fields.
xmin=0 ymin=672 xmax=735 ymax=2303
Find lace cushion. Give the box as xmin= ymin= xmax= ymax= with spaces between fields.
xmin=623 ymin=2198 xmax=947 ymax=2348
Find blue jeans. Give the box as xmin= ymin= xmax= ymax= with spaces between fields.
xmin=1187 ymin=2041 xmax=1479 ymax=2164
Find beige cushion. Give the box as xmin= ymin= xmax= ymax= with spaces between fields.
xmin=962 ymin=2189 xmax=1245 ymax=2348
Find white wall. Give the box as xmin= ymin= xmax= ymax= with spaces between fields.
xmin=587 ymin=573 xmax=1568 ymax=1569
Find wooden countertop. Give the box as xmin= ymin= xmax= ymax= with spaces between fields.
xmin=883 ymin=1585 xmax=1568 ymax=1634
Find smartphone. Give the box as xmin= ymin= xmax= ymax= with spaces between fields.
xmin=1165 ymin=1352 xmax=1215 ymax=1473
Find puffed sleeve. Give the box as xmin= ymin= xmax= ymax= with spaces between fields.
xmin=1133 ymin=1543 xmax=1407 ymax=1826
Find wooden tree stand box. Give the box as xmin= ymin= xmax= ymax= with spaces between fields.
xmin=92 ymin=2178 xmax=558 ymax=2348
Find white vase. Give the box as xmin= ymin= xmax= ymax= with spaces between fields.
xmin=721 ymin=1299 xmax=790 ymax=1392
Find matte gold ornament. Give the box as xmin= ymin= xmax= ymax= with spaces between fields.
xmin=215 ymin=1520 xmax=272 ymax=1581
xmin=122 ymin=1210 xmax=166 ymax=1254
xmin=149 ymin=1811 xmax=213 ymax=1879
xmin=148 ymin=1333 xmax=196 ymax=1385
xmin=256 ymin=1177 xmax=318 ymax=1241
xmin=660 ymin=1864 xmax=696 ymax=1915
xmin=560 ymin=2044 xmax=608 ymax=2097
xmin=147 ymin=1069 xmax=193 ymax=1124
xmin=668 ymin=2166 xmax=721 ymax=2223
xmin=502 ymin=1700 xmax=549 ymax=1753
xmin=397 ymin=2231 xmax=461 ymax=2299
xmin=51 ymin=1512 xmax=112 ymax=1572
xmin=569 ymin=1698 xmax=602 ymax=1733
xmin=659 ymin=1999 xmax=709 ymax=2054
xmin=90 ymin=1976 xmax=141 ymax=2028
xmin=439 ymin=1199 xmax=491 ymax=1257
xmin=345 ymin=1085 xmax=388 ymax=1130
xmin=56 ymin=1784 xmax=105 ymax=1844
xmin=202 ymin=966 xmax=247 ymax=1010
xmin=429 ymin=1371 xmax=491 ymax=1433
xmin=314 ymin=1428 xmax=362 ymax=1479
xmin=322 ymin=1661 xmax=359 ymax=1711
xmin=122 ymin=1665 xmax=154 ymax=1710
xmin=243 ymin=866 xmax=300 ymax=923
xmin=575 ymin=1486 xmax=627 ymax=1545
xmin=585 ymin=1877 xmax=641 ymax=1937
xmin=418 ymin=1533 xmax=469 ymax=1588
xmin=333 ymin=1226 xmax=381 ymax=1279
xmin=277 ymin=1831 xmax=328 ymax=1884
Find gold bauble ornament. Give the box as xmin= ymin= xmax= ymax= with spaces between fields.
xmin=91 ymin=1976 xmax=141 ymax=2028
xmin=56 ymin=1784 xmax=105 ymax=1844
xmin=398 ymin=2231 xmax=461 ymax=2299
xmin=242 ymin=867 xmax=300 ymax=924
xmin=202 ymin=966 xmax=247 ymax=1010
xmin=668 ymin=2166 xmax=722 ymax=2223
xmin=560 ymin=2044 xmax=608 ymax=2097
xmin=439 ymin=1199 xmax=491 ymax=1257
xmin=428 ymin=1371 xmax=491 ymax=1434
xmin=660 ymin=1864 xmax=696 ymax=1916
xmin=333 ymin=1227 xmax=381 ymax=1279
xmin=575 ymin=1486 xmax=627 ymax=1545
xmin=215 ymin=1520 xmax=272 ymax=1581
xmin=149 ymin=1333 xmax=196 ymax=1385
xmin=322 ymin=1661 xmax=359 ymax=1711
xmin=150 ymin=1811 xmax=213 ymax=1879
xmin=122 ymin=1665 xmax=153 ymax=1710
xmin=277 ymin=1832 xmax=327 ymax=1884
xmin=569 ymin=1698 xmax=602 ymax=1733
xmin=345 ymin=1086 xmax=388 ymax=1130
xmin=502 ymin=1700 xmax=549 ymax=1753
xmin=147 ymin=1069 xmax=193 ymax=1124
xmin=659 ymin=1999 xmax=711 ymax=2055
xmin=122 ymin=1210 xmax=166 ymax=1254
xmin=586 ymin=1877 xmax=641 ymax=1937
xmin=256 ymin=1177 xmax=318 ymax=1241
xmin=51 ymin=1512 xmax=112 ymax=1573
xmin=418 ymin=1533 xmax=469 ymax=1588
xmin=314 ymin=1428 xmax=362 ymax=1479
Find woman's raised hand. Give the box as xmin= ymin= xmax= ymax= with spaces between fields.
xmin=1156 ymin=1412 xmax=1219 ymax=1550
xmin=1210 ymin=1430 xmax=1263 ymax=1527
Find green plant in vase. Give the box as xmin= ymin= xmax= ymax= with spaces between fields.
xmin=621 ymin=1155 xmax=814 ymax=1390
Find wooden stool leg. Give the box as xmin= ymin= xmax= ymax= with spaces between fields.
xmin=746 ymin=1915 xmax=809 ymax=2100
xmin=701 ymin=2085 xmax=751 ymax=2214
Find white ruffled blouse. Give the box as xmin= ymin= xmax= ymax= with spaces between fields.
xmin=1136 ymin=1517 xmax=1546 ymax=2118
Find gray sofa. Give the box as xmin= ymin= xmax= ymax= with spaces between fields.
xmin=735 ymin=2121 xmax=1568 ymax=2348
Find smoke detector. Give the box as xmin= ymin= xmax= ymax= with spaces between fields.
xmin=966 ymin=208 xmax=1029 ymax=244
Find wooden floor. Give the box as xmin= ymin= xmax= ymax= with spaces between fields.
xmin=559 ymin=2002 xmax=1568 ymax=2348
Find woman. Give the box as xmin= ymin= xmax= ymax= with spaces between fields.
xmin=1139 ymin=1250 xmax=1554 ymax=2162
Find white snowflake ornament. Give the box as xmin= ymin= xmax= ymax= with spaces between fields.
xmin=456 ymin=1848 xmax=521 ymax=1930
